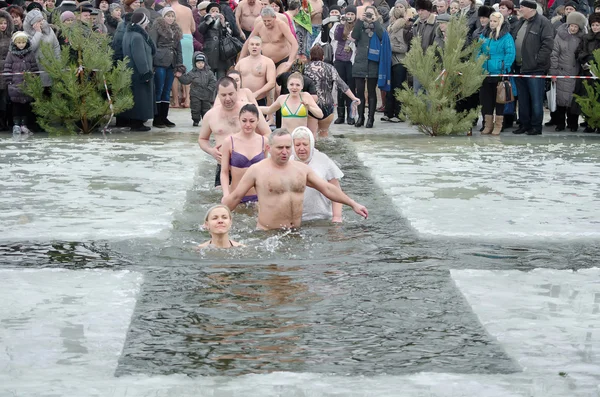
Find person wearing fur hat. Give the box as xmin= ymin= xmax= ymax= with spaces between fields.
xmin=472 ymin=5 xmax=492 ymax=42
xmin=382 ymin=0 xmax=412 ymax=122
xmin=549 ymin=11 xmax=585 ymax=131
xmin=121 ymin=11 xmax=157 ymax=131
xmin=511 ymin=0 xmax=554 ymax=135
xmin=477 ymin=11 xmax=515 ymax=135
xmin=105 ymin=3 xmax=122 ymax=36
xmin=177 ymin=51 xmax=216 ymax=125
xmin=0 ymin=9 xmax=13 ymax=130
xmin=575 ymin=13 xmax=600 ymax=131
xmin=149 ymin=6 xmax=186 ymax=127
xmin=3 ymin=31 xmax=38 ymax=135
xmin=411 ymin=0 xmax=437 ymax=94
xmin=24 ymin=8 xmax=60 ymax=89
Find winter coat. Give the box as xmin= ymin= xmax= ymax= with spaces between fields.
xmin=411 ymin=13 xmax=437 ymax=52
xmin=192 ymin=9 xmax=204 ymax=51
xmin=551 ymin=15 xmax=565 ymax=32
xmin=149 ymin=17 xmax=185 ymax=72
xmin=387 ymin=17 xmax=412 ymax=66
xmin=111 ymin=13 xmax=133 ymax=62
xmin=197 ymin=14 xmax=233 ymax=72
xmin=178 ymin=54 xmax=216 ymax=102
xmin=511 ymin=12 xmax=554 ymax=73
xmin=333 ymin=23 xmax=356 ymax=63
xmin=462 ymin=5 xmax=479 ymax=43
xmin=351 ymin=20 xmax=383 ymax=78
xmin=105 ymin=12 xmax=120 ymax=37
xmin=3 ymin=41 xmax=39 ymax=104
xmin=576 ymin=31 xmax=600 ymax=76
xmin=121 ymin=23 xmax=157 ymax=121
xmin=0 ymin=10 xmax=15 ymax=90
xmin=550 ymin=24 xmax=583 ymax=107
xmin=23 ymin=11 xmax=60 ymax=87
xmin=478 ymin=22 xmax=516 ymax=74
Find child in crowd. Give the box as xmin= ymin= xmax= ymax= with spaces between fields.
xmin=3 ymin=31 xmax=38 ymax=135
xmin=0 ymin=9 xmax=14 ymax=130
xmin=177 ymin=51 xmax=216 ymax=126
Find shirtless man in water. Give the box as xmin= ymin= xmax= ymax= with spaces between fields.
xmin=198 ymin=77 xmax=270 ymax=187
xmin=235 ymin=0 xmax=262 ymax=40
xmin=240 ymin=6 xmax=298 ymax=70
xmin=235 ymin=37 xmax=276 ymax=105
xmin=222 ymin=129 xmax=368 ymax=230
xmin=169 ymin=0 xmax=195 ymax=107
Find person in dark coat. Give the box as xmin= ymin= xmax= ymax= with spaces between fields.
xmin=197 ymin=2 xmax=234 ymax=78
xmin=177 ymin=51 xmax=216 ymax=125
xmin=575 ymin=12 xmax=600 ymax=132
xmin=121 ymin=12 xmax=157 ymax=131
xmin=3 ymin=31 xmax=39 ymax=135
xmin=149 ymin=6 xmax=186 ymax=128
xmin=105 ymin=3 xmax=123 ymax=37
xmin=352 ymin=4 xmax=383 ymax=128
xmin=0 ymin=9 xmax=14 ymax=130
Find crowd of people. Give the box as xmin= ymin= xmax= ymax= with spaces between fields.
xmin=0 ymin=0 xmax=599 ymax=243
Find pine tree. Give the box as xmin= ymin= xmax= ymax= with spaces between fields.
xmin=574 ymin=49 xmax=600 ymax=129
xmin=395 ymin=17 xmax=486 ymax=136
xmin=23 ymin=22 xmax=134 ymax=135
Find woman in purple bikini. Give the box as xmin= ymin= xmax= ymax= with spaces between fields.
xmin=220 ymin=104 xmax=267 ymax=204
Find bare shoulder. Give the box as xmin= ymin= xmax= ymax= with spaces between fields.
xmin=197 ymin=241 xmax=211 ymax=248
xmin=231 ymin=240 xmax=245 ymax=247
xmin=262 ymin=55 xmax=276 ymax=66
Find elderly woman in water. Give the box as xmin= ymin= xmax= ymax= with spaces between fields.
xmin=291 ymin=127 xmax=345 ymax=223
xmin=197 ymin=205 xmax=243 ymax=248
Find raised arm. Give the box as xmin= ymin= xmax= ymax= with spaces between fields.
xmin=306 ymin=169 xmax=368 ymax=219
xmin=222 ymin=164 xmax=257 ymax=210
xmin=260 ymin=95 xmax=283 ymax=115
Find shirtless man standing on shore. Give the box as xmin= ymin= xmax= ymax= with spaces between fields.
xmin=235 ymin=37 xmax=276 ymax=106
xmin=240 ymin=6 xmax=298 ymax=70
xmin=235 ymin=0 xmax=263 ymax=40
xmin=222 ymin=129 xmax=369 ymax=230
xmin=198 ymin=77 xmax=270 ymax=187
xmin=169 ymin=0 xmax=195 ymax=107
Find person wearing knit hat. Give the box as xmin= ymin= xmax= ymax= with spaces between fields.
xmin=160 ymin=5 xmax=174 ymax=16
xmin=511 ymin=0 xmax=554 ymax=136
xmin=198 ymin=0 xmax=210 ymax=11
xmin=60 ymin=10 xmax=76 ymax=23
xmin=564 ymin=0 xmax=579 ymax=11
xmin=106 ymin=3 xmax=122 ymax=35
xmin=121 ymin=3 xmax=155 ymax=131
xmin=345 ymin=4 xmax=357 ymax=14
xmin=549 ymin=11 xmax=585 ymax=131
xmin=109 ymin=2 xmax=121 ymax=13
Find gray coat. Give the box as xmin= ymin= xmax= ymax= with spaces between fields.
xmin=149 ymin=17 xmax=185 ymax=72
xmin=550 ymin=24 xmax=583 ymax=107
xmin=351 ymin=20 xmax=383 ymax=78
xmin=122 ymin=23 xmax=156 ymax=121
xmin=23 ymin=11 xmax=60 ymax=87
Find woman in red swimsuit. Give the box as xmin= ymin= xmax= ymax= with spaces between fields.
xmin=219 ymin=104 xmax=267 ymax=204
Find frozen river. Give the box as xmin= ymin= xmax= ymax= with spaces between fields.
xmin=1 ymin=113 xmax=599 ymax=396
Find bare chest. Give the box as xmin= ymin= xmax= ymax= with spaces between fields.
xmin=260 ymin=27 xmax=285 ymax=44
xmin=241 ymin=60 xmax=266 ymax=78
xmin=211 ymin=116 xmax=239 ymax=138
xmin=260 ymin=170 xmax=306 ymax=195
xmin=242 ymin=4 xmax=261 ymax=18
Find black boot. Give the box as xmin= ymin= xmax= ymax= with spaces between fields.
xmin=334 ymin=107 xmax=345 ymax=124
xmin=355 ymin=102 xmax=365 ymax=127
xmin=153 ymin=103 xmax=166 ymax=128
xmin=115 ymin=116 xmax=129 ymax=128
xmin=502 ymin=114 xmax=514 ymax=131
xmin=365 ymin=96 xmax=376 ymax=128
xmin=131 ymin=119 xmax=151 ymax=132
xmin=162 ymin=103 xmax=176 ymax=127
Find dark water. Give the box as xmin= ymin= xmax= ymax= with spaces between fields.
xmin=1 ymin=137 xmax=598 ymax=378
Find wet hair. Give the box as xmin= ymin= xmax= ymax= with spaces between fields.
xmin=310 ymin=44 xmax=324 ymax=61
xmin=287 ymin=72 xmax=304 ymax=86
xmin=269 ymin=0 xmax=283 ymax=12
xmin=239 ymin=104 xmax=259 ymax=118
xmin=260 ymin=5 xmax=276 ymax=17
xmin=204 ymin=204 xmax=232 ymax=222
xmin=268 ymin=128 xmax=291 ymax=145
xmin=287 ymin=0 xmax=300 ymax=10
xmin=217 ymin=76 xmax=238 ymax=91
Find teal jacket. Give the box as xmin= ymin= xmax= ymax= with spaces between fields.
xmin=478 ymin=22 xmax=516 ymax=74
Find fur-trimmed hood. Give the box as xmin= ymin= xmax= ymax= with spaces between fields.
xmin=152 ymin=16 xmax=183 ymax=41
xmin=482 ymin=20 xmax=510 ymax=40
xmin=0 ymin=10 xmax=14 ymax=38
xmin=556 ymin=22 xmax=584 ymax=40
xmin=23 ymin=9 xmax=53 ymax=36
xmin=9 ymin=40 xmax=33 ymax=56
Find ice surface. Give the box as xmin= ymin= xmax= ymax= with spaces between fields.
xmin=2 ymin=269 xmax=599 ymax=396
xmin=0 ymin=137 xmax=206 ymax=242
xmin=356 ymin=139 xmax=600 ymax=239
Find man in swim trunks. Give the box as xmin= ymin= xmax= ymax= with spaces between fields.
xmin=235 ymin=36 xmax=276 ymax=106
xmin=235 ymin=0 xmax=262 ymax=40
xmin=198 ymin=77 xmax=270 ymax=187
xmin=168 ymin=0 xmax=196 ymax=107
xmin=240 ymin=6 xmax=298 ymax=71
xmin=222 ymin=128 xmax=368 ymax=230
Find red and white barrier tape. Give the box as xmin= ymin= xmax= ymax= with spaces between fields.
xmin=488 ymin=74 xmax=598 ymax=79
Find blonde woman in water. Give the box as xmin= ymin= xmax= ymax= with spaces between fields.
xmin=198 ymin=205 xmax=244 ymax=248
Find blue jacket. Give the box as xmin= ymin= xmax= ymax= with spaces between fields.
xmin=478 ymin=22 xmax=516 ymax=74
xmin=377 ymin=30 xmax=392 ymax=92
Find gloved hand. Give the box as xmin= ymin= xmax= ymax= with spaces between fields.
xmin=140 ymin=71 xmax=154 ymax=82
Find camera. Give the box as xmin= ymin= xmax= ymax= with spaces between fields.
xmin=365 ymin=12 xmax=373 ymax=18
xmin=329 ymin=15 xmax=340 ymax=23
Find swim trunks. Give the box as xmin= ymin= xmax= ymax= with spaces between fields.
xmin=308 ymin=103 xmax=334 ymax=120
xmin=275 ymin=56 xmax=289 ymax=68
xmin=241 ymin=195 xmax=258 ymax=203
xmin=181 ymin=34 xmax=194 ymax=73
xmin=215 ymin=164 xmax=232 ymax=187
xmin=242 ymin=29 xmax=252 ymax=41
xmin=256 ymin=98 xmax=267 ymax=106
